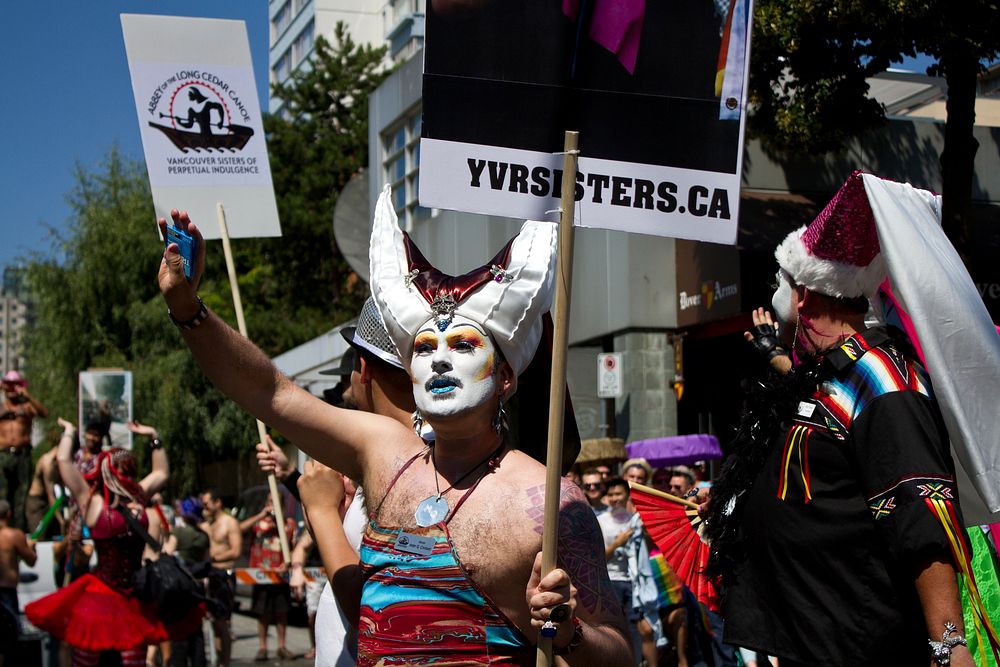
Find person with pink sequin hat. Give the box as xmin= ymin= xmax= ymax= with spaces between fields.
xmin=705 ymin=171 xmax=999 ymax=667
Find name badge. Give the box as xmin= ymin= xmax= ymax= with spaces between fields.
xmin=797 ymin=401 xmax=816 ymax=418
xmin=394 ymin=532 xmax=435 ymax=557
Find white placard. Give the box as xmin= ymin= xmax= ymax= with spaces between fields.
xmin=121 ymin=14 xmax=280 ymax=239
xmin=420 ymin=139 xmax=739 ymax=245
xmin=597 ymin=353 xmax=623 ymax=399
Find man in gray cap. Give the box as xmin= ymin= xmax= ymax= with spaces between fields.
xmin=256 ymin=297 xmax=415 ymax=666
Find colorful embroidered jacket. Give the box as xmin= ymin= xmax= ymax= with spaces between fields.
xmin=723 ymin=327 xmax=982 ymax=666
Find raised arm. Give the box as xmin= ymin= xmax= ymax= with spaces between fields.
xmin=157 ymin=211 xmax=400 ymax=482
xmin=17 ymin=385 xmax=49 ymax=419
xmin=239 ymin=509 xmax=261 ymax=534
xmin=297 ymin=460 xmax=363 ymax=626
xmin=129 ymin=421 xmax=169 ymax=493
xmin=55 ymin=418 xmax=89 ymax=510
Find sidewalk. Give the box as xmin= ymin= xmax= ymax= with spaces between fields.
xmin=228 ymin=610 xmax=313 ymax=667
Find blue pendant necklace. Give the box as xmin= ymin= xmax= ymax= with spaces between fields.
xmin=414 ymin=441 xmax=506 ymax=527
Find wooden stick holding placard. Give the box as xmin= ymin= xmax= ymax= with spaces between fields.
xmin=216 ymin=203 xmax=291 ymax=565
xmin=536 ymin=131 xmax=579 ymax=667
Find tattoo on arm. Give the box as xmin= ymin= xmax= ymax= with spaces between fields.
xmin=527 ymin=480 xmax=619 ymax=615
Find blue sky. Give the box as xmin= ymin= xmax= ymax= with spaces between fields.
xmin=0 ymin=1 xmax=269 ymax=271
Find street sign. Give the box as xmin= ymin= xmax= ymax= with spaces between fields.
xmin=597 ymin=353 xmax=623 ymax=399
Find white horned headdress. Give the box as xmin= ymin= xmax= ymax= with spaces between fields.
xmin=369 ymin=185 xmax=558 ymax=380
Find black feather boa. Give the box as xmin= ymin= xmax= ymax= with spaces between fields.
xmin=704 ymin=358 xmax=831 ymax=592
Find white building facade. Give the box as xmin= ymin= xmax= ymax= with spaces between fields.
xmin=1 ymin=268 xmax=29 ymax=374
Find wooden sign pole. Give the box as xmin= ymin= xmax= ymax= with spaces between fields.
xmin=216 ymin=203 xmax=291 ymax=564
xmin=536 ymin=130 xmax=579 ymax=667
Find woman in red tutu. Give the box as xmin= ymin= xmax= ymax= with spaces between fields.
xmin=26 ymin=418 xmax=194 ymax=667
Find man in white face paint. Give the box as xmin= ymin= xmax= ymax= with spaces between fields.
xmin=708 ymin=172 xmax=986 ymax=667
xmin=156 ymin=187 xmax=630 ymax=666
xmin=410 ymin=315 xmax=499 ymax=417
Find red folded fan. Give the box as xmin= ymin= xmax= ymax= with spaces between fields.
xmin=629 ymin=482 xmax=719 ymax=612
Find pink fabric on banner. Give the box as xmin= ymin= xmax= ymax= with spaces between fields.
xmin=991 ymin=523 xmax=1000 ymax=552
xmin=879 ymin=278 xmax=927 ymax=366
xmin=562 ymin=0 xmax=646 ymax=74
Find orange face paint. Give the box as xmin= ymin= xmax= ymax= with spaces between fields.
xmin=473 ymin=352 xmax=495 ymax=382
xmin=446 ymin=330 xmax=486 ymax=349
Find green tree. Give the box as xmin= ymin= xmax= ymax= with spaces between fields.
xmin=749 ymin=0 xmax=1000 ymax=249
xmin=22 ymin=25 xmax=390 ymax=496
xmin=218 ymin=25 xmax=390 ymax=353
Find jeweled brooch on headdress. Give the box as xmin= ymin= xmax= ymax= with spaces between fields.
xmin=430 ymin=293 xmax=458 ymax=331
xmin=490 ymin=264 xmax=513 ymax=284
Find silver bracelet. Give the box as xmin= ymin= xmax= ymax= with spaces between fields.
xmin=929 ymin=621 xmax=967 ymax=666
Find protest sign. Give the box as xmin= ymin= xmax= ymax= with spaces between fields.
xmin=121 ymin=14 xmax=280 ymax=239
xmin=420 ymin=0 xmax=753 ymax=245
xmin=79 ymin=370 xmax=133 ymax=450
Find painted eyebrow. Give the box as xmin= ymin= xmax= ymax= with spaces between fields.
xmin=416 ymin=322 xmax=489 ymax=337
xmin=446 ymin=330 xmax=485 ymax=345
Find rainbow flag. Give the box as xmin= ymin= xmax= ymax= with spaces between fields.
xmin=649 ymin=550 xmax=684 ymax=608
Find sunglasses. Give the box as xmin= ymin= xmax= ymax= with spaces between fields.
xmin=583 ymin=483 xmax=604 ymax=490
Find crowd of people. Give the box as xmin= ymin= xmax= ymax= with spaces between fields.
xmin=1 ymin=170 xmax=999 ymax=667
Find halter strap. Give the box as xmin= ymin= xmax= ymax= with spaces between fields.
xmin=369 ymin=446 xmax=509 ymax=525
xmin=370 ymin=449 xmax=426 ymax=519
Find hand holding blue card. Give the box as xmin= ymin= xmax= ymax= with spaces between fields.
xmin=164 ymin=225 xmax=198 ymax=281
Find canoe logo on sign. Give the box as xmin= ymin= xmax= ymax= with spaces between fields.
xmin=145 ymin=71 xmax=255 ymax=153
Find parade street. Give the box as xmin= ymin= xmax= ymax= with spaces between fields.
xmin=228 ymin=611 xmax=310 ymax=666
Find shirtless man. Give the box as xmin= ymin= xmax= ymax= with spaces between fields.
xmin=25 ymin=447 xmax=62 ymax=538
xmin=1 ymin=371 xmax=48 ymax=531
xmin=200 ymin=488 xmax=241 ymax=667
xmin=158 ymin=191 xmax=630 ymax=664
xmin=0 ymin=499 xmax=37 ymax=664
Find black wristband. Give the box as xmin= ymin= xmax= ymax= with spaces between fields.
xmin=168 ymin=297 xmax=209 ymax=330
xmin=149 ymin=437 xmax=163 ymax=450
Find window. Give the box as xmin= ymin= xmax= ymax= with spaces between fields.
xmin=293 ymin=0 xmax=308 ymax=15
xmin=274 ymin=51 xmax=292 ymax=83
xmin=292 ymin=20 xmax=314 ymax=65
xmin=272 ymin=2 xmax=291 ymax=38
xmin=381 ymin=106 xmax=430 ymax=229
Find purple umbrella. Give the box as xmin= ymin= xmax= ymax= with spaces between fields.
xmin=625 ymin=434 xmax=722 ymax=468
